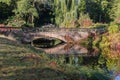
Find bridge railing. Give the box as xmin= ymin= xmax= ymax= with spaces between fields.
xmin=0 ymin=27 xmax=107 ymax=33
xmin=36 ymin=28 xmax=106 ymax=33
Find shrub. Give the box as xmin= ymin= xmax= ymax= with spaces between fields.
xmin=93 ymin=23 xmax=108 ymax=29
xmin=6 ymin=16 xmax=25 ymax=27
xmin=108 ymin=24 xmax=119 ymax=34
xmin=78 ymin=13 xmax=93 ymax=28
xmin=115 ymin=17 xmax=120 ymax=25
xmin=60 ymin=19 xmax=79 ymax=28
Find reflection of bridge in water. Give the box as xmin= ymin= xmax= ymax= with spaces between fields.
xmin=0 ymin=27 xmax=106 ymax=43
xmin=34 ymin=43 xmax=99 ymax=56
xmin=34 ymin=43 xmax=100 ymax=65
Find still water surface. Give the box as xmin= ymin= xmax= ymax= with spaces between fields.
xmin=33 ymin=38 xmax=120 ymax=80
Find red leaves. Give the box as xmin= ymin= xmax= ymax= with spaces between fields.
xmin=117 ymin=43 xmax=120 ymax=52
xmin=78 ymin=19 xmax=93 ymax=27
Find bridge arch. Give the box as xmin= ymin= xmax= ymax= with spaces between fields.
xmin=30 ymin=32 xmax=68 ymax=42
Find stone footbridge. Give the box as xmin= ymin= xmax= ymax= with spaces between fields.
xmin=0 ymin=27 xmax=106 ymax=43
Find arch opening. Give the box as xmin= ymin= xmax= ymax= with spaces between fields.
xmin=32 ymin=37 xmax=65 ymax=48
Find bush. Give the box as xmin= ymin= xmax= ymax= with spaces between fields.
xmin=60 ymin=19 xmax=79 ymax=28
xmin=93 ymin=23 xmax=108 ymax=29
xmin=6 ymin=16 xmax=25 ymax=27
xmin=115 ymin=17 xmax=120 ymax=25
xmin=108 ymin=24 xmax=119 ymax=34
xmin=78 ymin=13 xmax=93 ymax=28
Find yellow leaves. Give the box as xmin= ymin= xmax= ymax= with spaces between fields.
xmin=60 ymin=19 xmax=78 ymax=28
xmin=100 ymin=31 xmax=120 ymax=60
xmin=108 ymin=24 xmax=119 ymax=34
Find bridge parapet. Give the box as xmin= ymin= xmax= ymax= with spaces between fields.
xmin=0 ymin=27 xmax=107 ymax=43
xmin=35 ymin=28 xmax=106 ymax=33
xmin=0 ymin=27 xmax=106 ymax=33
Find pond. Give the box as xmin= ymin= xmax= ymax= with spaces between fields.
xmin=32 ymin=37 xmax=120 ymax=80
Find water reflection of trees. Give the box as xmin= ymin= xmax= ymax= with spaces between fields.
xmin=32 ymin=34 xmax=101 ymax=66
xmin=39 ymin=43 xmax=99 ymax=56
xmin=32 ymin=33 xmax=120 ymax=79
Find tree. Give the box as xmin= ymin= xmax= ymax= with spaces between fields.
xmin=13 ymin=0 xmax=51 ymax=27
xmin=13 ymin=0 xmax=39 ymax=27
xmin=0 ymin=0 xmax=16 ymax=23
xmin=0 ymin=0 xmax=11 ymax=5
xmin=34 ymin=0 xmax=54 ymax=26
xmin=85 ymin=0 xmax=111 ymax=23
xmin=78 ymin=0 xmax=86 ymax=14
xmin=52 ymin=0 xmax=81 ymax=27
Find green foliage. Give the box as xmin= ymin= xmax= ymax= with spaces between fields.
xmin=100 ymin=34 xmax=120 ymax=73
xmin=0 ymin=0 xmax=120 ymax=27
xmin=0 ymin=1 xmax=15 ymax=23
xmin=108 ymin=24 xmax=119 ymax=34
xmin=13 ymin=0 xmax=39 ymax=27
xmin=53 ymin=0 xmax=81 ymax=27
xmin=0 ymin=0 xmax=11 ymax=5
xmin=85 ymin=0 xmax=112 ymax=23
xmin=100 ymin=36 xmax=110 ymax=48
xmin=6 ymin=16 xmax=26 ymax=27
xmin=78 ymin=0 xmax=86 ymax=14
xmin=15 ymin=0 xmax=38 ymax=17
xmin=110 ymin=0 xmax=120 ymax=19
xmin=60 ymin=19 xmax=79 ymax=28
xmin=93 ymin=23 xmax=108 ymax=29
